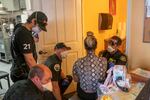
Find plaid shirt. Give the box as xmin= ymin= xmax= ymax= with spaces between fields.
xmin=73 ymin=51 xmax=107 ymax=93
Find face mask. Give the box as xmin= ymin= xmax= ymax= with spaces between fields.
xmin=32 ymin=26 xmax=41 ymax=36
xmin=42 ymin=82 xmax=53 ymax=91
xmin=60 ymin=51 xmax=68 ymax=59
xmin=107 ymin=45 xmax=115 ymax=53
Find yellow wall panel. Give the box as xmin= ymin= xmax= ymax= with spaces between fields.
xmin=82 ymin=0 xmax=127 ymax=55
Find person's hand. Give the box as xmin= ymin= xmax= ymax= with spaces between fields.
xmin=62 ymin=78 xmax=69 ymax=86
xmin=62 ymin=75 xmax=72 ymax=86
xmin=107 ymin=67 xmax=113 ymax=73
xmin=66 ymin=75 xmax=72 ymax=82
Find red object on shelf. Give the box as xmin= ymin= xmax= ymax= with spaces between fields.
xmin=109 ymin=0 xmax=116 ymax=15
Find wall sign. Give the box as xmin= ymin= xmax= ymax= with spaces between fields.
xmin=109 ymin=0 xmax=116 ymax=15
xmin=143 ymin=0 xmax=150 ymax=42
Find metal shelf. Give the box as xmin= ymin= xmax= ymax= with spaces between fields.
xmin=0 ymin=19 xmax=13 ymax=63
xmin=0 ymin=35 xmax=12 ymax=63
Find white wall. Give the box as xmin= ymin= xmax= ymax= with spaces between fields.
xmin=30 ymin=0 xmax=42 ymax=11
xmin=128 ymin=0 xmax=150 ymax=69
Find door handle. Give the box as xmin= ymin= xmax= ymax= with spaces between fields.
xmin=39 ymin=50 xmax=47 ymax=55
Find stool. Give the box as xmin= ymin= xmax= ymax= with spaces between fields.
xmin=0 ymin=71 xmax=10 ymax=89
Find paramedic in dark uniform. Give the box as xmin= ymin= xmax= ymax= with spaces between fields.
xmin=44 ymin=43 xmax=72 ymax=100
xmin=99 ymin=36 xmax=127 ymax=70
xmin=3 ymin=64 xmax=55 ymax=100
xmin=10 ymin=11 xmax=48 ymax=82
xmin=73 ymin=31 xmax=107 ymax=100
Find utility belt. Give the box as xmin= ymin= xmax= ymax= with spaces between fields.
xmin=11 ymin=60 xmax=29 ymax=78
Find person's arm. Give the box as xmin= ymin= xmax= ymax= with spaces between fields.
xmin=52 ymin=81 xmax=62 ymax=100
xmin=98 ymin=50 xmax=105 ymax=57
xmin=100 ymin=57 xmax=107 ymax=81
xmin=61 ymin=71 xmax=65 ymax=79
xmin=44 ymin=91 xmax=56 ymax=100
xmin=72 ymin=60 xmax=80 ymax=82
xmin=119 ymin=54 xmax=127 ymax=65
xmin=33 ymin=36 xmax=39 ymax=43
xmin=45 ymin=62 xmax=62 ymax=100
xmin=23 ymin=53 xmax=36 ymax=68
xmin=18 ymin=31 xmax=37 ymax=68
xmin=73 ymin=74 xmax=79 ymax=82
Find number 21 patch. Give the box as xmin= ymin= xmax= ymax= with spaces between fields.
xmin=23 ymin=44 xmax=31 ymax=50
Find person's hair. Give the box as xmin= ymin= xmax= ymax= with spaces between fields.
xmin=27 ymin=11 xmax=47 ymax=24
xmin=111 ymin=36 xmax=122 ymax=46
xmin=28 ymin=65 xmax=44 ymax=80
xmin=27 ymin=12 xmax=37 ymax=23
xmin=84 ymin=31 xmax=97 ymax=51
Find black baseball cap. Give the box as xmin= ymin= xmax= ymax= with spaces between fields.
xmin=109 ymin=36 xmax=122 ymax=46
xmin=54 ymin=42 xmax=71 ymax=50
xmin=28 ymin=11 xmax=48 ymax=31
xmin=36 ymin=11 xmax=48 ymax=32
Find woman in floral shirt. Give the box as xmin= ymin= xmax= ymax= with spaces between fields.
xmin=73 ymin=31 xmax=107 ymax=100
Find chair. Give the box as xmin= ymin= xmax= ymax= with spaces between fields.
xmin=0 ymin=71 xmax=10 ymax=89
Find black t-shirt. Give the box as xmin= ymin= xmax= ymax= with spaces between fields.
xmin=3 ymin=79 xmax=55 ymax=100
xmin=10 ymin=24 xmax=37 ymax=71
xmin=44 ymin=54 xmax=62 ymax=81
xmin=99 ymin=50 xmax=127 ymax=69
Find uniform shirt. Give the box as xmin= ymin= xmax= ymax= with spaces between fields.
xmin=73 ymin=51 xmax=107 ymax=93
xmin=3 ymin=79 xmax=55 ymax=100
xmin=44 ymin=54 xmax=62 ymax=81
xmin=99 ymin=50 xmax=127 ymax=70
xmin=10 ymin=24 xmax=37 ymax=72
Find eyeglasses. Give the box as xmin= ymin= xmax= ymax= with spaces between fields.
xmin=108 ymin=39 xmax=117 ymax=46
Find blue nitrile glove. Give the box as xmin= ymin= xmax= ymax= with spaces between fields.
xmin=108 ymin=62 xmax=115 ymax=69
xmin=62 ymin=78 xmax=69 ymax=86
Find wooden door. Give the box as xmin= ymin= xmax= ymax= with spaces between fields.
xmin=37 ymin=0 xmax=83 ymax=93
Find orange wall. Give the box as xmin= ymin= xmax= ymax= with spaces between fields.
xmin=82 ymin=0 xmax=127 ymax=55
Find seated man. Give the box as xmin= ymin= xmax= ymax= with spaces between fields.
xmin=99 ymin=36 xmax=127 ymax=70
xmin=44 ymin=42 xmax=72 ymax=100
xmin=73 ymin=31 xmax=107 ymax=100
xmin=3 ymin=64 xmax=55 ymax=100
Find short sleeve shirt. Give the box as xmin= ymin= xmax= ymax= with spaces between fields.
xmin=73 ymin=52 xmax=107 ymax=92
xmin=44 ymin=54 xmax=62 ymax=81
xmin=11 ymin=24 xmax=37 ymax=66
xmin=99 ymin=50 xmax=127 ymax=69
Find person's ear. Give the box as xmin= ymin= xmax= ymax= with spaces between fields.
xmin=34 ymin=76 xmax=41 ymax=83
xmin=31 ymin=18 xmax=36 ymax=26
